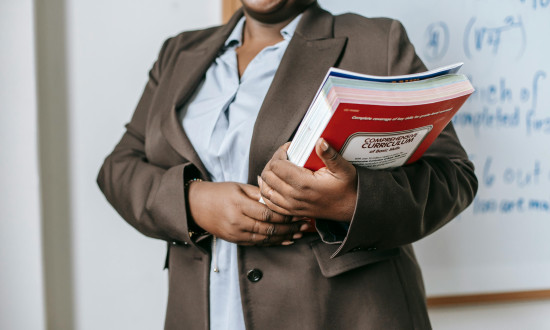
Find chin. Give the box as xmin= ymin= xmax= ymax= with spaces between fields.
xmin=241 ymin=0 xmax=288 ymax=15
xmin=241 ymin=0 xmax=315 ymax=24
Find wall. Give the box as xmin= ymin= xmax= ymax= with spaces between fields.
xmin=0 ymin=1 xmax=46 ymax=329
xmin=2 ymin=1 xmax=221 ymax=328
xmin=65 ymin=1 xmax=221 ymax=329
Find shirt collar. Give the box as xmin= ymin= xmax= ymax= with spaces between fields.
xmin=224 ymin=13 xmax=303 ymax=49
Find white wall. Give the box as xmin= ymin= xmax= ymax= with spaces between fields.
xmin=0 ymin=1 xmax=46 ymax=330
xmin=65 ymin=1 xmax=221 ymax=329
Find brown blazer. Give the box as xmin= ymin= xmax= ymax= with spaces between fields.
xmin=98 ymin=4 xmax=478 ymax=330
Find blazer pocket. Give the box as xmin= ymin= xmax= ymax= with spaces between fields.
xmin=310 ymin=240 xmax=400 ymax=278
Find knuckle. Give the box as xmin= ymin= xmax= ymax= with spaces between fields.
xmin=266 ymin=209 xmax=282 ymax=222
xmin=288 ymin=188 xmax=304 ymax=201
xmin=270 ymin=224 xmax=278 ymax=236
xmin=228 ymin=216 xmax=239 ymax=227
xmin=269 ymin=162 xmax=278 ymax=174
xmin=286 ymin=199 xmax=300 ymax=211
xmin=252 ymin=221 xmax=260 ymax=234
xmin=329 ymin=150 xmax=339 ymax=161
xmin=282 ymin=208 xmax=293 ymax=216
xmin=227 ymin=231 xmax=239 ymax=242
xmin=301 ymin=180 xmax=313 ymax=191
xmin=291 ymin=179 xmax=309 ymax=192
xmin=230 ymin=200 xmax=242 ymax=215
xmin=295 ymin=204 xmax=307 ymax=212
xmin=271 ymin=159 xmax=284 ymax=172
xmin=261 ymin=208 xmax=272 ymax=222
xmin=287 ymin=202 xmax=306 ymax=216
xmin=274 ymin=206 xmax=291 ymax=217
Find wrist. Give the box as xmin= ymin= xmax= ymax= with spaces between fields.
xmin=185 ymin=178 xmax=208 ymax=239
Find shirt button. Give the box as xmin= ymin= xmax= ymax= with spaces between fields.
xmin=247 ymin=269 xmax=263 ymax=283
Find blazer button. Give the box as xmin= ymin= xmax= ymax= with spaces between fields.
xmin=247 ymin=269 xmax=263 ymax=283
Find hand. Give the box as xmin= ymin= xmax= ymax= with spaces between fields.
xmin=187 ymin=181 xmax=309 ymax=246
xmin=259 ymin=138 xmax=358 ymax=222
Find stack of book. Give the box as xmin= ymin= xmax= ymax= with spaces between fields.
xmin=287 ymin=63 xmax=474 ymax=171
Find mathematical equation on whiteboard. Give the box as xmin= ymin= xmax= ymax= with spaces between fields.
xmin=424 ymin=16 xmax=527 ymax=62
xmin=419 ymin=0 xmax=550 ymax=217
xmin=423 ymin=0 xmax=549 ymax=60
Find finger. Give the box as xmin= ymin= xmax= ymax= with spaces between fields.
xmin=240 ymin=183 xmax=261 ymax=201
xmin=240 ymin=193 xmax=295 ymax=223
xmin=262 ymin=159 xmax=313 ymax=196
xmin=242 ymin=232 xmax=299 ymax=246
xmin=256 ymin=229 xmax=305 ymax=246
xmin=246 ymin=219 xmax=306 ymax=237
xmin=248 ymin=221 xmax=310 ymax=246
xmin=264 ymin=143 xmax=292 ymax=173
xmin=274 ymin=142 xmax=291 ymax=159
xmin=258 ymin=174 xmax=281 ymax=202
xmin=238 ymin=219 xmax=307 ymax=245
xmin=315 ymin=138 xmax=356 ymax=178
xmin=281 ymin=141 xmax=291 ymax=151
xmin=239 ymin=183 xmax=297 ymax=222
xmin=258 ymin=175 xmax=304 ymax=217
xmin=264 ymin=145 xmax=290 ymax=173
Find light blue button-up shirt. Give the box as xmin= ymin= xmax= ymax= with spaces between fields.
xmin=179 ymin=14 xmax=302 ymax=330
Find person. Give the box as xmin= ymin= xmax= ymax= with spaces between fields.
xmin=97 ymin=0 xmax=478 ymax=329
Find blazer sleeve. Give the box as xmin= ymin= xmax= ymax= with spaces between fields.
xmin=97 ymin=38 xmax=201 ymax=246
xmin=322 ymin=20 xmax=478 ymax=258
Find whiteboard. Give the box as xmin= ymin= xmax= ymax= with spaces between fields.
xmin=319 ymin=0 xmax=550 ymax=296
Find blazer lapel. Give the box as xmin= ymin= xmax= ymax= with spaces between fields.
xmin=160 ymin=46 xmax=215 ymax=179
xmin=160 ymin=10 xmax=244 ymax=179
xmin=247 ymin=5 xmax=347 ymax=183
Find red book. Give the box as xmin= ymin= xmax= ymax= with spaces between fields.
xmin=288 ymin=64 xmax=474 ymax=171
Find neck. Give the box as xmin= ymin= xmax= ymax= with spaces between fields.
xmin=242 ymin=13 xmax=296 ymax=45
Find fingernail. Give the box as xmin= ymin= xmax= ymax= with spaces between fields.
xmin=299 ymin=223 xmax=310 ymax=231
xmin=281 ymin=241 xmax=295 ymax=246
xmin=320 ymin=138 xmax=329 ymax=151
xmin=257 ymin=176 xmax=262 ymax=187
xmin=293 ymin=232 xmax=303 ymax=240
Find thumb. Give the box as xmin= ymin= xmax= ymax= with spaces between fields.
xmin=315 ymin=138 xmax=354 ymax=176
